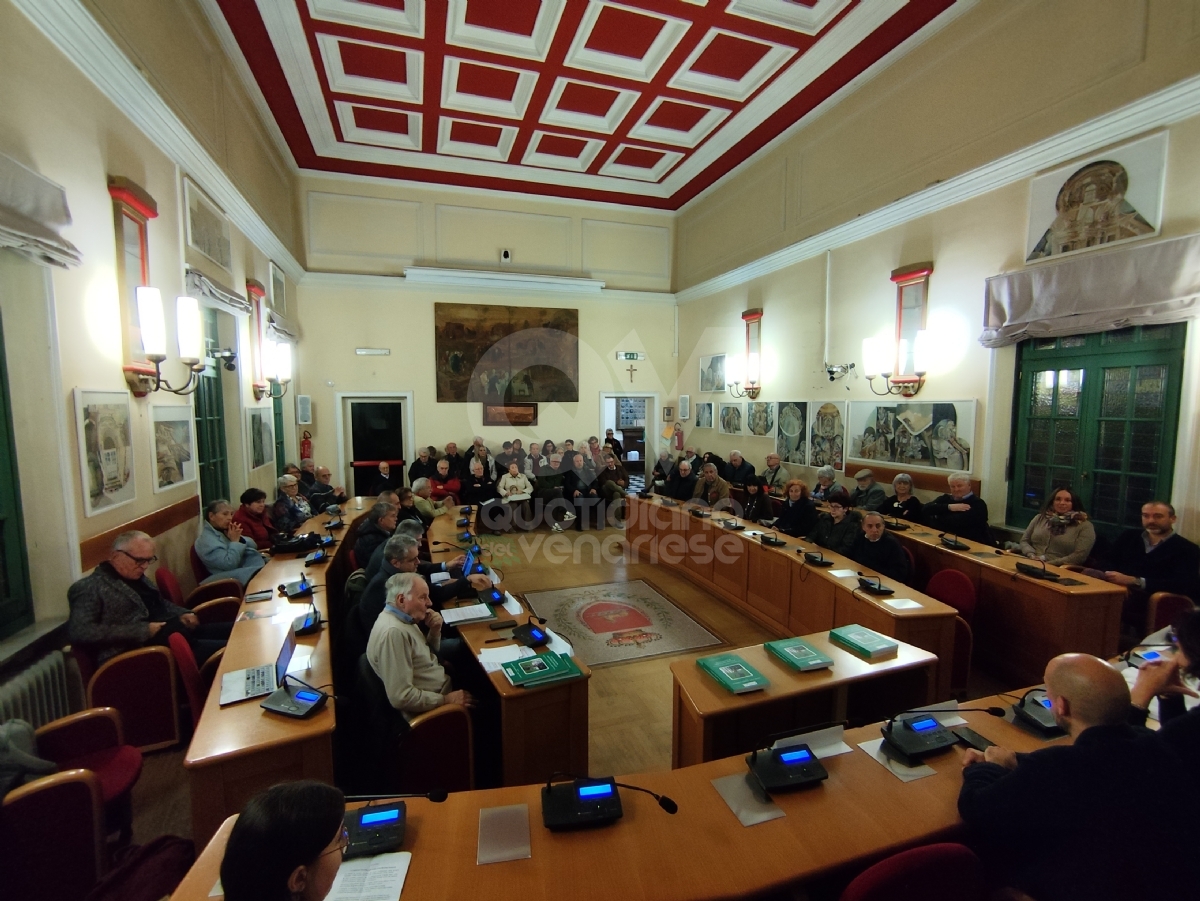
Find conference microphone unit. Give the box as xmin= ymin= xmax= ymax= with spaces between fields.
xmin=881 ymin=705 xmax=1006 ymax=766
xmin=433 ymin=541 xmax=482 ymax=554
xmin=1124 ymin=643 xmax=1177 ymax=668
xmin=1015 ymin=559 xmax=1061 ymax=581
xmin=1011 ymin=688 xmax=1066 ymax=737
xmin=513 ymin=613 xmax=550 ymax=648
xmin=294 ymin=599 xmax=323 ymax=636
xmin=341 ymin=791 xmax=449 ymax=858
xmin=541 ymin=773 xmax=677 ymax=830
xmin=801 ymin=549 xmax=834 ymax=567
xmin=885 ymin=515 xmax=910 ymax=532
xmin=759 ymin=530 xmax=787 ymax=547
xmin=856 ymin=572 xmax=894 ymax=596
xmin=690 ymin=508 xmax=712 ymax=518
xmin=719 ymin=516 xmax=745 ymax=531
xmin=939 ymin=531 xmax=970 ymax=551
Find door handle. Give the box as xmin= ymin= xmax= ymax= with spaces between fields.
xmin=1080 ymin=472 xmax=1089 ymax=480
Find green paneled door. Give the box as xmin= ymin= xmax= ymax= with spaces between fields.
xmin=1008 ymin=325 xmax=1185 ymax=541
xmin=0 ymin=311 xmax=33 ymax=639
xmin=194 ymin=307 xmax=230 ymax=505
xmin=273 ymin=394 xmax=285 ymax=477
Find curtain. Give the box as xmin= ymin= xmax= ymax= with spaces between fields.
xmin=186 ymin=267 xmax=251 ymax=316
xmin=980 ymin=233 xmax=1200 ymax=348
xmin=0 ymin=152 xmax=81 ymax=268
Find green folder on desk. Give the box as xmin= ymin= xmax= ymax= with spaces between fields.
xmin=829 ymin=625 xmax=898 ymax=661
xmin=764 ymin=637 xmax=834 ymax=672
xmin=696 ymin=653 xmax=769 ymax=694
xmin=501 ymin=652 xmax=582 ymax=688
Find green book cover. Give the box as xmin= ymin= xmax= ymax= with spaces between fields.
xmin=764 ymin=637 xmax=834 ymax=672
xmin=520 ymin=652 xmax=583 ymax=688
xmin=501 ymin=652 xmax=581 ymax=688
xmin=696 ymin=653 xmax=769 ymax=694
xmin=828 ymin=625 xmax=899 ymax=661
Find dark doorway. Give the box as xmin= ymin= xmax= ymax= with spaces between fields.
xmin=348 ymin=400 xmax=406 ymax=496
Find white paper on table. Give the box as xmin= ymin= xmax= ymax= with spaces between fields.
xmin=208 ymin=878 xmax=223 ymax=897
xmin=711 ymin=772 xmax=785 ymax=827
xmin=325 ymin=852 xmax=411 ymax=901
xmin=924 ymin=699 xmax=968 ymax=727
xmin=430 ymin=571 xmax=451 ymax=584
xmin=774 ymin=724 xmax=853 ymax=759
xmin=545 ymin=628 xmax=573 ymax=657
xmin=828 ymin=569 xmax=858 ymax=578
xmin=286 ymin=653 xmax=312 ymax=674
xmin=477 ymin=645 xmax=535 ymax=673
xmin=502 ymin=591 xmax=523 ymax=616
xmin=441 ymin=603 xmax=494 ymax=625
xmin=858 ymin=738 xmax=937 ymax=782
xmin=884 ymin=597 xmax=923 ymax=610
xmin=271 ymin=603 xmax=315 ymax=624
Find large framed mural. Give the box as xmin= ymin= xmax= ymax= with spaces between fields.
xmin=846 ymin=400 xmax=977 ymax=473
xmin=75 ymin=389 xmax=135 ymax=516
xmin=775 ymin=401 xmax=807 ymax=465
xmin=434 ymin=303 xmax=579 ymax=403
xmin=248 ymin=407 xmax=275 ymax=471
xmin=809 ymin=401 xmax=845 ymax=471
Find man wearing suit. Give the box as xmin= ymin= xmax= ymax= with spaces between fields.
xmin=921 ymin=471 xmax=991 ymax=544
xmin=1103 ymin=500 xmax=1200 ymax=631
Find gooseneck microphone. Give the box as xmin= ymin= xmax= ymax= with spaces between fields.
xmin=613 ymin=781 xmax=678 ymax=814
xmin=345 ymin=790 xmax=448 ymax=803
xmin=883 ymin=705 xmax=1006 ymax=732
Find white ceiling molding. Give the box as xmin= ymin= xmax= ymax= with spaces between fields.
xmin=12 ymin=0 xmax=306 ymax=281
xmin=403 ymin=267 xmax=605 ymax=294
xmin=676 ymin=73 xmax=1200 ymax=304
xmin=301 ymin=269 xmax=676 ymax=304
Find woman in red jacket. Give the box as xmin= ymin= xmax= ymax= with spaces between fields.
xmin=232 ymin=487 xmax=275 ymax=549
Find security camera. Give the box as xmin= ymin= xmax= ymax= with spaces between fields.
xmin=223 ymin=359 xmax=237 ymax=372
xmin=827 ymin=368 xmax=836 ymax=381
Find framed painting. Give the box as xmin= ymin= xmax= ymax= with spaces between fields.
xmin=699 ymin=355 xmax=725 ymax=393
xmin=808 ymin=401 xmax=846 ymax=471
xmin=483 ymin=403 xmax=538 ymax=427
xmin=662 ymin=406 xmax=675 ymax=421
xmin=248 ymin=406 xmax=275 ymax=471
xmin=269 ymin=261 xmax=287 ymax=316
xmin=695 ymin=402 xmax=713 ymax=429
xmin=775 ymin=401 xmax=807 ymax=465
xmin=846 ymin=400 xmax=977 ymax=473
xmin=150 ymin=404 xmax=195 ymax=492
xmin=718 ymin=403 xmax=743 ymax=435
xmin=745 ymin=401 xmax=774 ymax=437
xmin=184 ymin=177 xmax=232 ymax=271
xmin=75 ymin=389 xmax=135 ymax=517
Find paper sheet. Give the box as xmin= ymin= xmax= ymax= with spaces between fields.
xmin=857 ymin=738 xmax=937 ymax=782
xmin=430 ymin=571 xmax=451 ymax=584
xmin=502 ymin=592 xmax=523 ymax=616
xmin=441 ymin=603 xmax=495 ymax=625
xmin=477 ymin=804 xmax=531 ymax=865
xmin=326 ymin=852 xmax=412 ymax=901
xmin=884 ymin=597 xmax=923 ymax=610
xmin=286 ymin=653 xmax=312 ymax=674
xmin=545 ymin=628 xmax=573 ymax=657
xmin=477 ymin=645 xmax=535 ymax=673
xmin=208 ymin=878 xmax=223 ymax=897
xmin=774 ymin=724 xmax=854 ymax=759
xmin=711 ymin=772 xmax=785 ymax=827
xmin=925 ymin=699 xmax=968 ymax=727
xmin=828 ymin=569 xmax=857 ymax=578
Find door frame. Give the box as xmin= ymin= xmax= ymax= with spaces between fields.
xmin=334 ymin=391 xmax=415 ymax=492
xmin=599 ymin=392 xmax=662 ymax=463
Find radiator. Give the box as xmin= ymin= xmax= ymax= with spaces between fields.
xmin=0 ymin=650 xmax=71 ymax=729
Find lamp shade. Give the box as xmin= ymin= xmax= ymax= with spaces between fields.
xmin=746 ymin=351 xmax=761 ymax=386
xmin=861 ymin=337 xmax=885 ymax=378
xmin=912 ymin=330 xmax=933 ymax=374
xmin=275 ymin=341 xmax=292 ymax=383
xmin=176 ymin=295 xmax=203 ymax=365
xmin=725 ymin=353 xmax=745 ymax=387
xmin=135 ymin=287 xmax=167 ymax=360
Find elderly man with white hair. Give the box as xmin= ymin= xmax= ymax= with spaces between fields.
xmin=724 ymin=449 xmax=755 ymax=485
xmin=921 ymin=470 xmax=992 ymax=544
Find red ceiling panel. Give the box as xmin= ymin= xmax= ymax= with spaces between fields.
xmin=211 ymin=0 xmax=964 ymax=209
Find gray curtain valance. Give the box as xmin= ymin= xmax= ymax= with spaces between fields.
xmin=0 ymin=152 xmax=81 ymax=268
xmin=980 ymin=233 xmax=1200 ymax=348
xmin=186 ymin=267 xmax=251 ymax=316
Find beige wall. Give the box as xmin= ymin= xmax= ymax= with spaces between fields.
xmin=676 ymin=0 xmax=1200 ymax=290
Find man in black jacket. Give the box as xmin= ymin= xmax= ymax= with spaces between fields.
xmin=353 ymin=502 xmax=397 ymax=566
xmin=1103 ymin=501 xmax=1200 ymax=630
xmin=849 ymin=512 xmax=911 ymax=584
xmin=407 ymin=448 xmax=438 ymax=485
xmin=357 ymin=535 xmax=490 ymax=634
xmin=663 ymin=460 xmax=698 ymax=501
xmin=724 ymin=450 xmax=755 ymax=485
xmin=921 ymin=470 xmax=991 ymax=544
xmin=958 ymin=653 xmax=1199 ymax=901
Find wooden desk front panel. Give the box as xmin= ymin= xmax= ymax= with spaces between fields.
xmin=711 ymin=531 xmax=749 ymax=604
xmin=788 ymin=564 xmax=837 ymax=635
xmin=499 ymin=676 xmax=589 ymax=786
xmin=682 ymin=515 xmax=715 ymax=582
xmin=746 ymin=543 xmax=793 ymax=629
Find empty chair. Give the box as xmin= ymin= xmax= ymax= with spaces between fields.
xmin=901 ymin=546 xmax=918 ymax=588
xmin=840 ymin=842 xmax=987 ymax=901
xmin=191 ymin=596 xmax=241 ymax=624
xmin=72 ymin=645 xmax=179 ymax=752
xmin=188 ymin=546 xmax=211 ymax=584
xmin=925 ymin=569 xmax=976 ymax=623
xmin=154 ymin=566 xmax=243 ymax=609
xmin=951 ymin=616 xmax=973 ymax=701
xmin=169 ymin=633 xmax=207 ymax=730
xmin=1147 ymin=591 xmax=1196 ymax=636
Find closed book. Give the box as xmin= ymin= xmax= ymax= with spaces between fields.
xmin=501 ymin=652 xmax=581 ymax=688
xmin=764 ymin=638 xmax=834 ymax=672
xmin=828 ymin=625 xmax=898 ymax=661
xmin=696 ymin=653 xmax=769 ymax=694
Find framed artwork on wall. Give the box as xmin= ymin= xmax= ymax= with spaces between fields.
xmin=695 ymin=402 xmax=713 ymax=429
xmin=678 ymin=395 xmax=690 ymax=420
xmin=150 ymin=404 xmax=195 ymax=492
xmin=269 ymin=261 xmax=287 ymax=315
xmin=699 ymin=354 xmax=725 ymax=392
xmin=808 ymin=401 xmax=846 ymax=471
xmin=248 ymin=407 xmax=275 ymax=471
xmin=745 ymin=401 xmax=774 ymax=437
xmin=74 ymin=389 xmax=136 ymax=517
xmin=719 ymin=403 xmax=743 ymax=435
xmin=184 ymin=177 xmax=232 ymax=272
xmin=483 ymin=403 xmax=538 ymax=427
xmin=775 ymin=401 xmax=807 ymax=465
xmin=846 ymin=400 xmax=977 ymax=473
xmin=662 ymin=406 xmax=675 ymax=421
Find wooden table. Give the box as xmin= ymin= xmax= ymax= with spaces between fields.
xmin=428 ymin=507 xmax=591 ymax=787
xmin=670 ymin=632 xmax=937 ymax=767
xmin=183 ymin=512 xmax=338 ymax=847
xmin=888 ymin=525 xmax=1126 ymax=685
xmin=627 ymin=497 xmax=957 ymax=700
xmin=172 ymin=694 xmax=1062 ymax=901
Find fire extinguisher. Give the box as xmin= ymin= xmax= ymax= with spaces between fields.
xmin=300 ymin=430 xmax=313 ymax=461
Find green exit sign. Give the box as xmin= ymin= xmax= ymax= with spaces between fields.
xmin=623 ymin=352 xmax=639 ymax=360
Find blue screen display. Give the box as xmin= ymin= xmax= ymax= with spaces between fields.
xmin=531 ymin=628 xmax=544 ymax=640
xmin=296 ymin=690 xmax=321 ymax=702
xmin=1039 ymin=698 xmax=1052 ymax=709
xmin=909 ymin=716 xmax=939 ymax=733
xmin=779 ymin=749 xmax=812 ymax=764
xmin=360 ymin=808 xmax=400 ymax=826
xmin=1141 ymin=650 xmax=1161 ymax=661
xmin=578 ymin=783 xmax=613 ymax=799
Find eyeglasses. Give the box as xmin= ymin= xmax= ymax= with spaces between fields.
xmin=320 ymin=826 xmax=350 ymax=858
xmin=117 ymin=549 xmax=158 ymax=566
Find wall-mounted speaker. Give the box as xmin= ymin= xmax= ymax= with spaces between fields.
xmin=296 ymin=394 xmax=313 ymax=425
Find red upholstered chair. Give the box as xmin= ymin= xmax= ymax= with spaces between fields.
xmin=169 ymin=633 xmax=207 ymax=730
xmin=191 ymin=596 xmax=241 ymax=624
xmin=902 ymin=546 xmax=918 ymax=587
xmin=840 ymin=843 xmax=987 ymax=901
xmin=0 ymin=769 xmax=106 ymax=901
xmin=1147 ymin=592 xmax=1196 ymax=635
xmin=155 ymin=565 xmax=243 ymax=609
xmin=951 ymin=616 xmax=973 ymax=701
xmin=198 ymin=647 xmax=225 ymax=692
xmin=347 ymin=549 xmax=359 ymax=571
xmin=925 ymin=569 xmax=977 ymax=624
xmin=73 ymin=645 xmax=180 ymax=752
xmin=189 ymin=546 xmax=211 ymax=584
xmin=33 ymin=707 xmax=143 ymax=845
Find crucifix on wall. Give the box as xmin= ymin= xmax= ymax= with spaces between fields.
xmin=626 ymin=364 xmax=637 ymax=383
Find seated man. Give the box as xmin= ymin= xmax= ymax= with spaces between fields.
xmin=459 ymin=458 xmax=498 ymax=506
xmin=761 ymin=453 xmax=788 ymax=495
xmin=368 ymin=461 xmax=400 ymax=496
xmin=848 ymin=468 xmax=887 ymax=511
xmin=353 ymin=502 xmax=397 ymax=567
xmin=958 ymin=653 xmax=1200 ymax=900
xmin=195 ymin=499 xmax=266 ymax=586
xmin=411 ymin=478 xmax=449 ymax=524
xmin=692 ymin=462 xmax=732 ymax=511
xmin=306 ymin=466 xmax=348 ymax=510
xmin=358 ymin=535 xmax=489 ymax=633
xmin=1102 ymin=501 xmax=1200 ymax=631
xmin=429 ymin=458 xmax=461 ymax=504
xmin=443 ymin=442 xmax=466 ymax=480
xmin=724 ymin=450 xmax=755 ymax=485
xmin=921 ymin=470 xmax=992 ymax=544
xmin=68 ymin=531 xmax=232 ymax=665
xmin=493 ymin=441 xmax=515 ymax=474
xmin=675 ymin=446 xmax=699 ymax=475
xmin=604 ymin=428 xmax=624 ymax=460
xmin=407 ymin=447 xmax=438 ymax=485
xmin=365 ymin=520 xmax=425 ymax=580
xmin=849 ymin=512 xmax=911 ymax=583
xmin=595 ymin=453 xmax=629 ymax=513
xmin=663 ymin=459 xmax=698 ymax=501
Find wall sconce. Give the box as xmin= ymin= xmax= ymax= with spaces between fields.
xmin=124 ymin=288 xmax=206 ymax=396
xmin=727 ymin=308 xmax=762 ymax=399
xmin=862 ymin=331 xmax=931 ymax=397
xmin=254 ymin=339 xmax=292 ymax=400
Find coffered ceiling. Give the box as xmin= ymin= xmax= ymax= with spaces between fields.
xmin=210 ymin=0 xmax=966 ymax=209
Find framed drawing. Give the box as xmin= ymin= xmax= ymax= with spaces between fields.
xmin=745 ymin=401 xmax=774 ymax=437
xmin=808 ymin=401 xmax=846 ymax=471
xmin=248 ymin=407 xmax=275 ymax=471
xmin=184 ymin=178 xmax=232 ymax=271
xmin=699 ymin=354 xmax=725 ymax=393
xmin=846 ymin=400 xmax=977 ymax=473
xmin=150 ymin=404 xmax=195 ymax=492
xmin=775 ymin=401 xmax=807 ymax=465
xmin=483 ymin=403 xmax=538 ymax=427
xmin=1026 ymin=131 xmax=1166 ymax=263
xmin=678 ymin=395 xmax=690 ymax=420
xmin=269 ymin=261 xmax=287 ymax=315
xmin=719 ymin=403 xmax=743 ymax=435
xmin=662 ymin=406 xmax=675 ymax=421
xmin=695 ymin=402 xmax=713 ymax=429
xmin=75 ymin=389 xmax=135 ymax=516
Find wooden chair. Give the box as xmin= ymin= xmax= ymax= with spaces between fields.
xmin=840 ymin=842 xmax=986 ymax=901
xmin=198 ymin=647 xmax=225 ymax=692
xmin=154 ymin=566 xmax=243 ymax=609
xmin=1147 ymin=591 xmax=1196 ymax=635
xmin=191 ymin=596 xmax=242 ymax=624
xmin=72 ymin=645 xmax=179 ymax=752
xmin=925 ymin=569 xmax=977 ymax=624
xmin=168 ymin=633 xmax=207 ymax=730
xmin=951 ymin=616 xmax=973 ymax=701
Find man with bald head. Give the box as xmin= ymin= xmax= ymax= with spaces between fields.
xmin=958 ymin=653 xmax=1199 ymax=900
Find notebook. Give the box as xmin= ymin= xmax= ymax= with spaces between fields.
xmin=219 ymin=625 xmax=296 ymax=706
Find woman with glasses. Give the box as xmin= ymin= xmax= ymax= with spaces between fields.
xmin=273 ymin=474 xmax=312 ymax=534
xmin=221 ymin=781 xmax=346 ymax=901
xmin=806 ymin=488 xmax=862 ymax=555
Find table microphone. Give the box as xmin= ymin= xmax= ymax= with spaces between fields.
xmin=433 ymin=540 xmax=481 ymax=553
xmin=939 ymin=531 xmax=970 ymax=551
xmin=855 ymin=572 xmax=894 ymax=596
xmin=345 ymin=790 xmax=448 ymax=803
xmin=884 ymin=705 xmax=1006 ymax=731
xmin=881 ymin=705 xmax=1005 ymax=765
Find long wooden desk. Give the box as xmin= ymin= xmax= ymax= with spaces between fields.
xmin=671 ymin=632 xmax=936 ymax=767
xmin=184 ymin=511 xmax=339 ymax=847
xmin=172 ymin=693 xmax=1063 ymax=901
xmin=627 ymin=496 xmax=957 ymax=700
xmin=887 ymin=525 xmax=1126 ymax=685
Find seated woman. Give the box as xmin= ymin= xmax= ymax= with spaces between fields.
xmin=429 ymin=458 xmax=461 ymax=505
xmin=273 ymin=474 xmax=312 ymax=534
xmin=393 ymin=487 xmax=424 ymax=527
xmin=701 ymin=451 xmax=726 ymax=479
xmin=195 ymin=499 xmax=267 ymax=586
xmin=497 ymin=460 xmax=534 ymax=530
xmin=459 ymin=458 xmax=498 ymax=506
xmin=411 ymin=478 xmax=449 ymax=525
xmin=1018 ymin=488 xmax=1096 ymax=566
xmin=775 ymin=479 xmax=818 ymax=537
xmin=1129 ymin=608 xmax=1200 ymax=762
xmin=810 ymin=465 xmax=839 ymax=502
xmin=220 ymin=780 xmax=346 ymax=901
xmin=806 ymin=488 xmax=862 ymax=556
xmin=562 ymin=451 xmax=600 ymax=531
xmin=883 ymin=473 xmax=923 ymax=521
xmin=739 ymin=476 xmax=775 ymax=524
xmin=232 ymin=487 xmax=275 ymax=549
xmin=651 ymin=450 xmax=674 ymax=491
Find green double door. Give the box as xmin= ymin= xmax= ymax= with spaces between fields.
xmin=1008 ymin=325 xmax=1185 ymax=542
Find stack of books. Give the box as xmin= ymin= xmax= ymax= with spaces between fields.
xmin=501 ymin=652 xmax=583 ymax=688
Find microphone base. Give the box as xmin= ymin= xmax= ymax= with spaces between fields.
xmin=879 ymin=716 xmax=959 ymax=766
xmin=940 ymin=538 xmax=970 ymax=551
xmin=760 ymin=536 xmax=787 ymax=547
xmin=344 ymin=800 xmax=406 ymax=858
xmin=541 ymin=779 xmax=623 ymax=831
xmin=746 ymin=744 xmax=828 ymax=793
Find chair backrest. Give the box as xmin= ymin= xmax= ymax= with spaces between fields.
xmin=1 ymin=769 xmax=105 ymax=901
xmin=198 ymin=647 xmax=225 ymax=693
xmin=951 ymin=616 xmax=973 ymax=701
xmin=902 ymin=546 xmax=918 ymax=587
xmin=191 ymin=596 xmax=241 ymax=625
xmin=347 ymin=549 xmax=359 ymax=571
xmin=405 ymin=706 xmax=474 ymax=793
xmin=1147 ymin=592 xmax=1196 ymax=635
xmin=154 ymin=566 xmax=185 ymax=607
xmin=88 ymin=646 xmax=179 ymax=752
xmin=188 ymin=546 xmax=210 ymax=583
xmin=168 ymin=633 xmax=205 ymax=730
xmin=924 ymin=569 xmax=977 ymax=622
xmin=351 ymin=654 xmax=412 ymax=794
xmin=185 ymin=578 xmax=245 ymax=608
xmin=840 ymin=842 xmax=986 ymax=901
